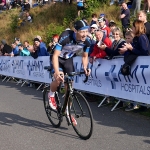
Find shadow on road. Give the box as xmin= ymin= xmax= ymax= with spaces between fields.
xmin=1 ymin=80 xmax=150 ymax=142
xmin=0 ymin=112 xmax=78 ymax=139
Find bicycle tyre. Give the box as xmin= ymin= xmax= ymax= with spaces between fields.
xmin=43 ymin=88 xmax=61 ymax=128
xmin=68 ymin=91 xmax=93 ymax=140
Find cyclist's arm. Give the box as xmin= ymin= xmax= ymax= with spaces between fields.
xmin=82 ymin=52 xmax=89 ymax=73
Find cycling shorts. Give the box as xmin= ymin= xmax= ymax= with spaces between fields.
xmin=58 ymin=57 xmax=75 ymax=75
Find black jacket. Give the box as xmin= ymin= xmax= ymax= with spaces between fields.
xmin=2 ymin=44 xmax=12 ymax=55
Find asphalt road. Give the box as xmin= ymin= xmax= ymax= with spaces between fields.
xmin=0 ymin=80 xmax=150 ymax=150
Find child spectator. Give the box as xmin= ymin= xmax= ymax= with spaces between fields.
xmin=11 ymin=41 xmax=19 ymax=56
xmin=18 ymin=43 xmax=30 ymax=56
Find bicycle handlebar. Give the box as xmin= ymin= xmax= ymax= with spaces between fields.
xmin=44 ymin=66 xmax=89 ymax=83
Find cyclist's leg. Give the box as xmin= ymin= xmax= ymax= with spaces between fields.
xmin=48 ymin=58 xmax=64 ymax=110
xmin=62 ymin=57 xmax=77 ymax=125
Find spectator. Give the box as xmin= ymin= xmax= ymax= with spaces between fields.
xmin=143 ymin=0 xmax=150 ymax=13
xmin=1 ymin=39 xmax=12 ymax=56
xmin=98 ymin=17 xmax=111 ymax=37
xmin=23 ymin=0 xmax=30 ymax=11
xmin=119 ymin=20 xmax=150 ymax=111
xmin=11 ymin=41 xmax=19 ymax=56
xmin=132 ymin=0 xmax=141 ymax=16
xmin=90 ymin=13 xmax=98 ymax=26
xmin=30 ymin=38 xmax=49 ymax=59
xmin=24 ymin=40 xmax=30 ymax=49
xmin=119 ymin=20 xmax=150 ymax=57
xmin=99 ymin=13 xmax=109 ymax=26
xmin=90 ymin=30 xmax=112 ymax=63
xmin=0 ymin=0 xmax=6 ymax=12
xmin=88 ymin=24 xmax=98 ymax=42
xmin=18 ymin=43 xmax=30 ymax=56
xmin=77 ymin=0 xmax=84 ymax=17
xmin=15 ymin=37 xmax=21 ymax=46
xmin=137 ymin=10 xmax=150 ymax=40
xmin=108 ymin=20 xmax=117 ymax=42
xmin=99 ymin=27 xmax=125 ymax=58
xmin=25 ymin=11 xmax=32 ymax=23
xmin=120 ymin=2 xmax=130 ymax=37
xmin=47 ymin=34 xmax=59 ymax=54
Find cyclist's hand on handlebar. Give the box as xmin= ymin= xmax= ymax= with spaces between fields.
xmin=84 ymin=68 xmax=91 ymax=76
xmin=54 ymin=72 xmax=64 ymax=82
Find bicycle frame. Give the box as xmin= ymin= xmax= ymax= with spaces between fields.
xmin=59 ymin=76 xmax=73 ymax=115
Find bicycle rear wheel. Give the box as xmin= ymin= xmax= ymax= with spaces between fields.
xmin=43 ymin=88 xmax=61 ymax=128
xmin=68 ymin=91 xmax=93 ymax=140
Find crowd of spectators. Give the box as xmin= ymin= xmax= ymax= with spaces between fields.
xmin=0 ymin=1 xmax=150 ymax=111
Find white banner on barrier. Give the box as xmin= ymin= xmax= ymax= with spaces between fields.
xmin=0 ymin=56 xmax=150 ymax=104
xmin=73 ymin=56 xmax=150 ymax=104
xmin=0 ymin=56 xmax=52 ymax=83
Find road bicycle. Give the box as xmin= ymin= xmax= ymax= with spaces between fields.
xmin=43 ymin=66 xmax=93 ymax=140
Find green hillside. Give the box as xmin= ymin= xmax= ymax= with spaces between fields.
xmin=0 ymin=2 xmax=122 ymax=44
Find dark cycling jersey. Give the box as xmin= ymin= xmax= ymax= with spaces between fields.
xmin=55 ymin=30 xmax=91 ymax=59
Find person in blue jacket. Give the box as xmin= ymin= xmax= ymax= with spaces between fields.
xmin=31 ymin=38 xmax=49 ymax=59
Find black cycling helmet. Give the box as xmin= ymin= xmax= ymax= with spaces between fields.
xmin=74 ymin=20 xmax=89 ymax=31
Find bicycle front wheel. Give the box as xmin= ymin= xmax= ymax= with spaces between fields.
xmin=68 ymin=91 xmax=93 ymax=140
xmin=43 ymin=88 xmax=61 ymax=128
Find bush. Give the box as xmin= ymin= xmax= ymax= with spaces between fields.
xmin=46 ymin=23 xmax=65 ymax=44
xmin=10 ymin=15 xmax=18 ymax=33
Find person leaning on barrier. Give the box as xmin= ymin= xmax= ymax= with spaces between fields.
xmin=99 ymin=27 xmax=126 ymax=59
xmin=11 ymin=41 xmax=20 ymax=57
xmin=119 ymin=20 xmax=150 ymax=111
xmin=90 ymin=30 xmax=112 ymax=63
xmin=18 ymin=43 xmax=30 ymax=56
xmin=1 ymin=39 xmax=12 ymax=56
xmin=30 ymin=38 xmax=49 ymax=59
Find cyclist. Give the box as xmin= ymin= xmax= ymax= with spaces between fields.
xmin=48 ymin=20 xmax=91 ymax=124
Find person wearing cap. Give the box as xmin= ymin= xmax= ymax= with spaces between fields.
xmin=15 ymin=38 xmax=21 ymax=46
xmin=18 ymin=43 xmax=30 ymax=56
xmin=1 ymin=39 xmax=12 ymax=56
xmin=48 ymin=20 xmax=91 ymax=125
xmin=98 ymin=17 xmax=111 ymax=38
xmin=89 ymin=24 xmax=98 ymax=41
xmin=30 ymin=37 xmax=49 ymax=59
xmin=120 ymin=2 xmax=130 ymax=37
xmin=99 ymin=14 xmax=109 ymax=27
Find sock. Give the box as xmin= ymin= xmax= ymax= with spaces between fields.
xmin=48 ymin=90 xmax=54 ymax=97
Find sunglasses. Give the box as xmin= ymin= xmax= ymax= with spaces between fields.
xmin=94 ymin=29 xmax=105 ymax=34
